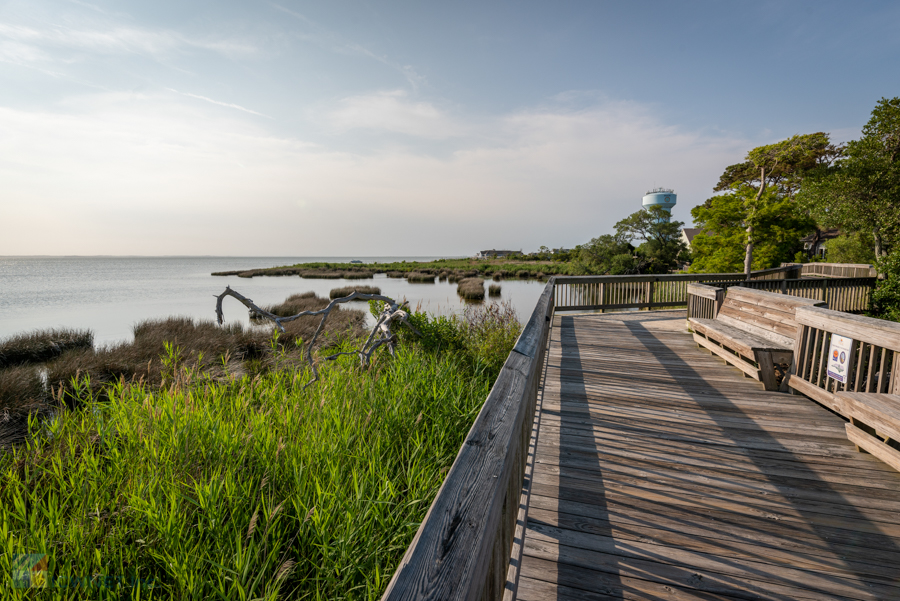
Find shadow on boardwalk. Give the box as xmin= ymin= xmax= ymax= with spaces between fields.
xmin=514 ymin=311 xmax=900 ymax=601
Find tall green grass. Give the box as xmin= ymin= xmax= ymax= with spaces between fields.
xmin=0 ymin=305 xmax=521 ymax=600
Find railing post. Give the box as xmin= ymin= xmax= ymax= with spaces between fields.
xmin=646 ymin=280 xmax=654 ymax=310
xmin=599 ymin=282 xmax=605 ymax=313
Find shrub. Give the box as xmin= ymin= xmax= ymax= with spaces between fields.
xmin=457 ymin=278 xmax=485 ymax=300
xmin=871 ymin=251 xmax=900 ymax=322
xmin=0 ymin=328 xmax=93 ymax=368
xmin=329 ymin=285 xmax=381 ymax=299
xmin=488 ymin=284 xmax=502 ymax=297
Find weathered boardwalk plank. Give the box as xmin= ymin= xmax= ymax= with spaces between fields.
xmin=510 ymin=311 xmax=900 ymax=601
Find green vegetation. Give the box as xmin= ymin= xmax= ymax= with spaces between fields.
xmin=705 ymin=133 xmax=838 ymax=276
xmin=215 ymin=258 xmax=574 ymax=282
xmin=573 ymin=206 xmax=687 ymax=275
xmin=329 ymin=285 xmax=382 ymax=299
xmin=689 ymin=186 xmax=815 ymax=273
xmin=821 ymin=232 xmax=877 ymax=265
xmin=0 ymin=300 xmax=521 ymax=599
xmin=457 ymin=277 xmax=486 ymax=300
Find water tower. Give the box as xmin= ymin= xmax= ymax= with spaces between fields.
xmin=642 ymin=187 xmax=676 ymax=220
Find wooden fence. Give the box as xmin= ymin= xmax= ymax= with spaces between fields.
xmin=786 ymin=306 xmax=900 ymax=418
xmin=734 ymin=277 xmax=876 ymax=313
xmin=782 ymin=262 xmax=877 ymax=278
xmin=554 ymin=272 xmax=874 ymax=314
xmin=380 ymin=280 xmax=554 ymax=601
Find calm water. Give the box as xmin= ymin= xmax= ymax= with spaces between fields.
xmin=0 ymin=257 xmax=547 ymax=344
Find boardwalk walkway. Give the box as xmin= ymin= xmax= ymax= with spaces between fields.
xmin=510 ymin=311 xmax=900 ymax=600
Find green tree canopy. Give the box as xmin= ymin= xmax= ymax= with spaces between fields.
xmin=614 ymin=205 xmax=687 ymax=274
xmin=572 ymin=233 xmax=636 ymax=275
xmin=689 ymin=186 xmax=815 ymax=274
xmin=714 ymin=133 xmax=839 ymax=275
xmin=799 ymin=97 xmax=900 ymax=258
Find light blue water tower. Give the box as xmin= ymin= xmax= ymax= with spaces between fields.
xmin=642 ymin=187 xmax=676 ymax=220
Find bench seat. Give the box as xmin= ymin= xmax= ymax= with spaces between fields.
xmin=689 ymin=318 xmax=791 ymax=357
xmin=836 ymin=393 xmax=900 ymax=472
xmin=687 ymin=287 xmax=826 ymax=391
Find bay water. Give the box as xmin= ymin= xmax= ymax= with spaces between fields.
xmin=0 ymin=256 xmax=547 ymax=345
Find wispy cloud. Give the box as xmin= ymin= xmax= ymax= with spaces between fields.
xmin=168 ymin=88 xmax=271 ymax=118
xmin=0 ymin=91 xmax=748 ymax=255
xmin=270 ymin=3 xmax=425 ymax=91
xmin=0 ymin=19 xmax=257 ymax=67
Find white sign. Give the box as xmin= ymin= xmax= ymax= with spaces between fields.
xmin=826 ymin=334 xmax=854 ymax=383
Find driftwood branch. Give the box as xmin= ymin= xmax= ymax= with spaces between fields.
xmin=214 ymin=286 xmax=420 ymax=389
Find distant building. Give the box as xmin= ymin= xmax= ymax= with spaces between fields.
xmin=801 ymin=228 xmax=841 ymax=258
xmin=681 ymin=228 xmax=700 ymax=250
xmin=476 ymin=249 xmax=520 ymax=259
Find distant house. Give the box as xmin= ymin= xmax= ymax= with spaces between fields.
xmin=476 ymin=249 xmax=520 ymax=259
xmin=801 ymin=228 xmax=841 ymax=258
xmin=681 ymin=228 xmax=701 ymax=250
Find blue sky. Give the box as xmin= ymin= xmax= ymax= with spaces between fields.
xmin=1 ymin=0 xmax=898 ymax=256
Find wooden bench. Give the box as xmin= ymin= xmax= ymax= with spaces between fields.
xmin=837 ymin=392 xmax=900 ymax=471
xmin=688 ymin=286 xmax=826 ymax=390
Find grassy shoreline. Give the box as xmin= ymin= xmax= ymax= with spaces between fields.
xmin=212 ymin=257 xmax=574 ymax=281
xmin=0 ymin=301 xmax=521 ymax=599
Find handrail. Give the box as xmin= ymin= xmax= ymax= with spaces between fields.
xmin=787 ymin=305 xmax=900 ymax=418
xmin=781 ymin=262 xmax=878 ymax=278
xmin=554 ymin=274 xmax=875 ymax=314
xmin=380 ymin=279 xmax=555 ymax=601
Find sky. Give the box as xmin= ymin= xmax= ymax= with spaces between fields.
xmin=1 ymin=1 xmax=898 ymax=256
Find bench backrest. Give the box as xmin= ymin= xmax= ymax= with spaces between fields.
xmin=716 ymin=286 xmax=827 ymax=347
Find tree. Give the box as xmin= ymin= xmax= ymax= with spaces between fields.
xmin=689 ymin=186 xmax=815 ymax=274
xmin=572 ymin=234 xmax=637 ymax=275
xmin=715 ymin=133 xmax=839 ymax=276
xmin=614 ymin=205 xmax=687 ymax=274
xmin=799 ymin=97 xmax=900 ymax=259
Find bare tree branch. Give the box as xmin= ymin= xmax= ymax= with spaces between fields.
xmin=214 ymin=286 xmax=420 ymax=389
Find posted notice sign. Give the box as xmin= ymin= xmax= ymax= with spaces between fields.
xmin=826 ymin=334 xmax=854 ymax=383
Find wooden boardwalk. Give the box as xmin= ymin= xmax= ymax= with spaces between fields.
xmin=510 ymin=311 xmax=900 ymax=601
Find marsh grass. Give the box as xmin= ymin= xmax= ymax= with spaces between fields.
xmin=406 ymin=272 xmax=436 ymax=283
xmin=0 ymin=305 xmax=521 ymax=600
xmin=488 ymin=284 xmax=502 ymax=297
xmin=456 ymin=278 xmax=485 ymax=300
xmin=0 ymin=366 xmax=44 ymax=413
xmin=0 ymin=329 xmax=93 ymax=368
xmin=329 ymin=285 xmax=382 ymax=299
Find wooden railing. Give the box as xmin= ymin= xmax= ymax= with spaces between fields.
xmin=786 ymin=306 xmax=900 ymax=414
xmin=554 ymin=273 xmax=748 ymax=311
xmin=381 ymin=279 xmax=554 ymax=601
xmin=554 ymin=274 xmax=875 ymax=314
xmin=782 ymin=262 xmax=877 ymax=278
xmin=730 ymin=277 xmax=876 ymax=313
xmin=686 ymin=283 xmax=725 ymax=320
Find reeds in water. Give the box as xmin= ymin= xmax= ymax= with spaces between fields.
xmin=406 ymin=272 xmax=436 ymax=283
xmin=329 ymin=285 xmax=381 ymax=299
xmin=457 ymin=277 xmax=485 ymax=300
xmin=488 ymin=284 xmax=502 ymax=297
